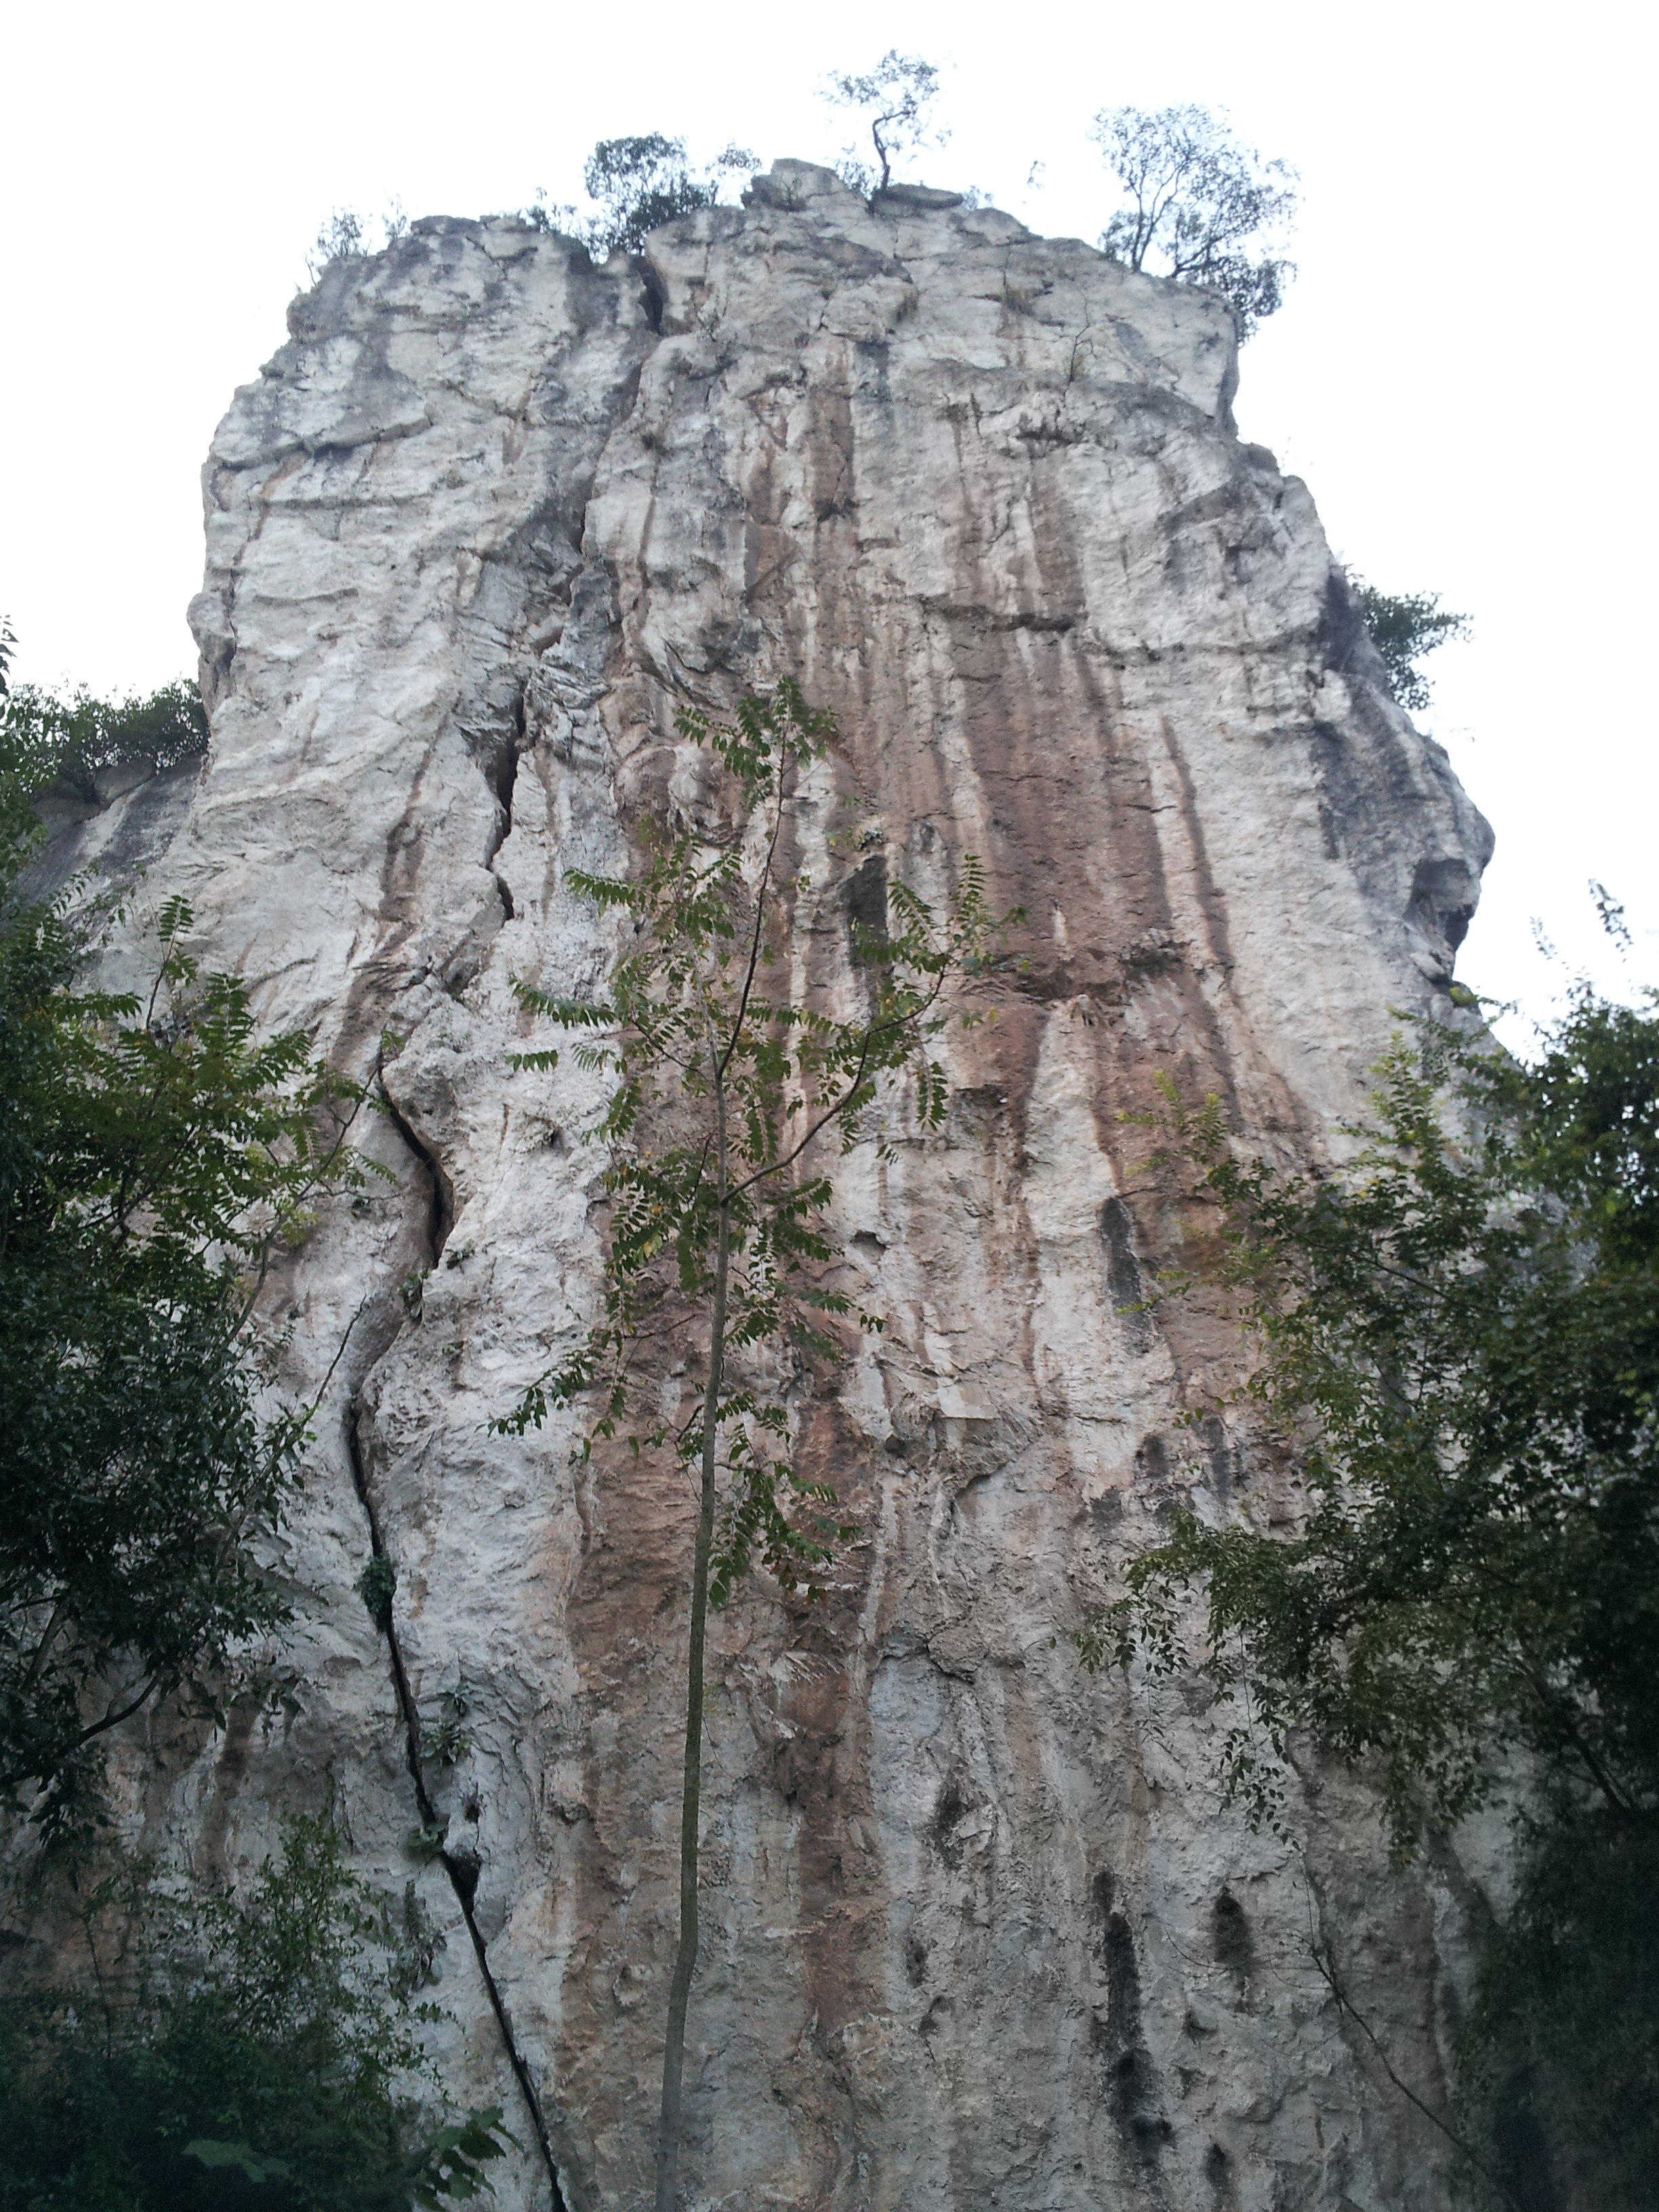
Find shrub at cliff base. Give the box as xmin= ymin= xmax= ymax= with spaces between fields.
xmin=0 ymin=1818 xmax=510 ymax=2210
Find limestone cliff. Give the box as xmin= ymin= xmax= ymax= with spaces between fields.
xmin=40 ymin=161 xmax=1494 ymax=2211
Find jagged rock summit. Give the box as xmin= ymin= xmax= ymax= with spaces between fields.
xmin=57 ymin=161 xmax=1494 ymax=2209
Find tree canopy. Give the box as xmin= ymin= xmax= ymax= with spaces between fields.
xmin=506 ymin=138 xmax=758 ymax=258
xmin=1090 ymin=105 xmax=1298 ymax=338
xmin=4 ymin=673 xmax=207 ymax=801
xmin=825 ymin=52 xmax=947 ymax=194
xmin=577 ymin=136 xmax=756 ymax=257
xmin=0 ymin=642 xmax=369 ymax=1841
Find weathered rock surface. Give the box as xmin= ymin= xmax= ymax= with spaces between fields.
xmin=42 ymin=161 xmax=1497 ymax=2210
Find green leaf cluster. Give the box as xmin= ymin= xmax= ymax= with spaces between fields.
xmin=0 ymin=1816 xmax=513 ymax=2210
xmin=3 ymin=676 xmax=207 ymax=801
xmin=1094 ymin=990 xmax=1659 ymax=2199
xmin=1351 ymin=578 xmax=1470 ymax=714
xmin=1 ymin=649 xmax=377 ymax=1837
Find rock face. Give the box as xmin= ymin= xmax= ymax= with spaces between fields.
xmin=56 ymin=162 xmax=1496 ymax=2210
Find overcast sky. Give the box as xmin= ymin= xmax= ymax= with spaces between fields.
xmin=3 ymin=0 xmax=1652 ymax=1040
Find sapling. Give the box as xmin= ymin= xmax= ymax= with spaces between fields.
xmin=495 ymin=680 xmax=1012 ymax=2209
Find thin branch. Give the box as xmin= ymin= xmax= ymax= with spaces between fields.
xmin=1306 ymin=1896 xmax=1521 ymax=2212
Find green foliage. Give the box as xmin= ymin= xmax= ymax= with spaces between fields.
xmin=495 ymin=678 xmax=1008 ymax=1601
xmin=418 ymin=1676 xmax=472 ymax=1771
xmin=0 ymin=1816 xmax=513 ymax=2209
xmin=501 ymin=138 xmax=756 ymax=255
xmin=1458 ymin=1805 xmax=1659 ymax=2207
xmin=0 ymin=674 xmax=376 ymax=1837
xmin=356 ymin=1556 xmax=398 ymax=1635
xmin=304 ymin=206 xmax=412 ymax=283
xmin=1092 ymin=989 xmax=1659 ymax=2202
xmin=574 ymin=137 xmax=756 ymax=258
xmin=1090 ymin=105 xmax=1298 ymax=338
xmin=4 ymin=675 xmax=208 ymax=800
xmin=824 ymin=52 xmax=946 ymax=194
xmin=1352 ymin=577 xmax=1470 ymax=714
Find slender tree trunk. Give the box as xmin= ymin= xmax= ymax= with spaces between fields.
xmin=655 ymin=1080 xmax=730 ymax=2212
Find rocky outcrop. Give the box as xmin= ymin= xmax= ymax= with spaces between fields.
xmin=45 ymin=161 xmax=1494 ymax=2210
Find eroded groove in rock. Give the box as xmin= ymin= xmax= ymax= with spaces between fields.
xmin=376 ymin=1048 xmax=455 ymax=1265
xmin=345 ymin=1399 xmax=570 ymax=2212
xmin=43 ymin=166 xmax=1502 ymax=2211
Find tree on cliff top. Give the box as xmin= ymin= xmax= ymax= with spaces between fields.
xmin=1091 ymin=105 xmax=1298 ymax=338
xmin=825 ymin=52 xmax=948 ymax=194
xmin=494 ymin=681 xmax=1013 ymax=2209
xmin=1092 ymin=975 xmax=1659 ymax=2207
xmin=508 ymin=138 xmax=758 ymax=258
xmin=577 ymin=137 xmax=758 ymax=256
xmin=4 ymin=671 xmax=207 ymax=801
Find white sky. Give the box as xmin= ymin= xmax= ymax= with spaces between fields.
xmin=3 ymin=0 xmax=1652 ymax=1039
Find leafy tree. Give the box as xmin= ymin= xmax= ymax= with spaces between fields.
xmin=825 ymin=51 xmax=947 ymax=194
xmin=570 ymin=136 xmax=756 ymax=258
xmin=493 ymin=682 xmax=1012 ymax=2210
xmin=1351 ymin=577 xmax=1471 ymax=714
xmin=1 ymin=653 xmax=372 ymax=1840
xmin=0 ymin=1815 xmax=512 ymax=2209
xmin=1092 ymin=987 xmax=1659 ymax=2205
xmin=1090 ymin=105 xmax=1298 ymax=338
xmin=5 ymin=672 xmax=208 ymax=800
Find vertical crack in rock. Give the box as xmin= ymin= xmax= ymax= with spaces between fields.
xmin=493 ymin=731 xmax=518 ymax=918
xmin=461 ymin=684 xmax=525 ymax=926
xmin=636 ymin=255 xmax=667 ymax=334
xmin=345 ymin=1399 xmax=570 ymax=2212
xmin=376 ymin=1046 xmax=454 ymax=1265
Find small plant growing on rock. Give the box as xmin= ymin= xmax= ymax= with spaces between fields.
xmin=1350 ymin=575 xmax=1470 ymax=714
